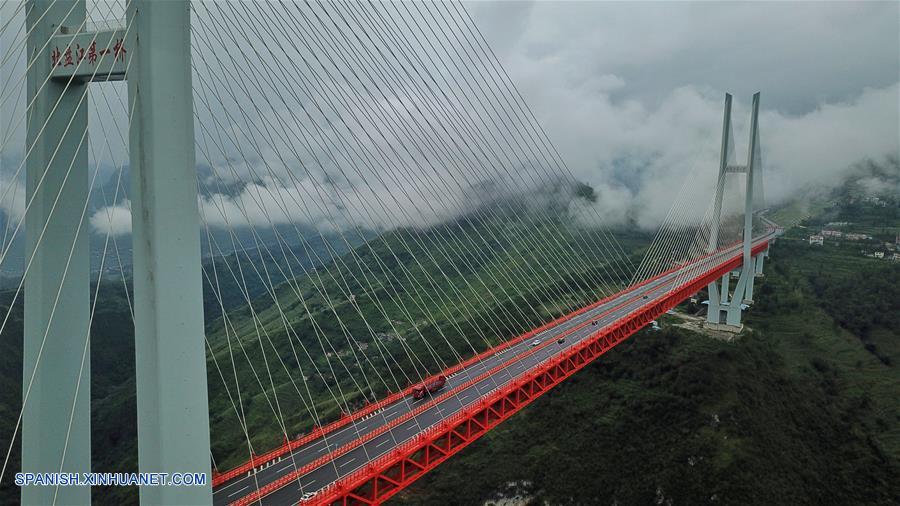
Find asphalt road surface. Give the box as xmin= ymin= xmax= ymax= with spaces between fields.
xmin=213 ymin=233 xmax=775 ymax=505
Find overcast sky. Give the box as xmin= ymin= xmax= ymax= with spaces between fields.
xmin=466 ymin=0 xmax=899 ymax=226
xmin=1 ymin=1 xmax=898 ymax=236
xmin=471 ymin=1 xmax=898 ymax=114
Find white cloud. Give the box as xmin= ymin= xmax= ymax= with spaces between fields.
xmin=3 ymin=1 xmax=897 ymax=240
xmin=0 ymin=174 xmax=26 ymax=223
xmin=89 ymin=200 xmax=132 ymax=236
xmin=467 ymin=1 xmax=900 ymax=229
xmin=470 ymin=1 xmax=899 ymax=113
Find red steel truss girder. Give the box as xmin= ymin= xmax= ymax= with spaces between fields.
xmin=212 ymin=241 xmax=709 ymax=488
xmin=211 ymin=255 xmax=692 ymax=487
xmin=311 ymin=239 xmax=770 ymax=506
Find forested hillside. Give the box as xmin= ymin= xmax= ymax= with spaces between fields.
xmin=0 ymin=191 xmax=647 ymax=505
xmin=392 ymin=188 xmax=900 ymax=505
xmin=203 ymin=199 xmax=647 ymax=472
xmin=1 ymin=178 xmax=896 ymax=505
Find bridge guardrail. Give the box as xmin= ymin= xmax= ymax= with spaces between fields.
xmin=310 ymin=237 xmax=772 ymax=505
xmin=225 ymin=235 xmax=774 ymax=504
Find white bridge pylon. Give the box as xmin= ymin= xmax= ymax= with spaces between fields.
xmin=705 ymin=92 xmax=768 ymax=330
xmin=23 ymin=1 xmax=210 ymax=505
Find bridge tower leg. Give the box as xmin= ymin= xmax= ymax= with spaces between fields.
xmin=744 ymin=257 xmax=756 ymax=302
xmin=705 ymin=94 xmax=732 ymax=325
xmin=126 ymin=1 xmax=212 ymax=504
xmin=22 ymin=1 xmax=209 ymax=504
xmin=725 ymin=92 xmax=761 ymax=328
xmin=755 ymin=247 xmax=767 ymax=276
xmin=23 ymin=2 xmax=91 ymax=504
xmin=720 ymin=272 xmax=730 ymax=306
xmin=705 ymin=93 xmax=765 ymax=330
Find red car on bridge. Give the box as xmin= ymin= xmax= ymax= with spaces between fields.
xmin=412 ymin=375 xmax=447 ymax=400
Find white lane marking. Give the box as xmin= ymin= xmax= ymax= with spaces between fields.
xmin=228 ymin=485 xmax=250 ymax=498
xmin=375 ymin=439 xmax=390 ymax=448
xmin=214 ymin=472 xmax=257 ymax=495
xmin=339 ymin=457 xmax=357 ymax=468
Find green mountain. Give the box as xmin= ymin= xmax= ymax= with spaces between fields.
xmin=393 ymin=183 xmax=900 ymax=505
xmin=203 ymin=197 xmax=647 ymax=471
xmin=0 ymin=189 xmax=647 ymax=504
xmin=1 ymin=172 xmax=896 ymax=505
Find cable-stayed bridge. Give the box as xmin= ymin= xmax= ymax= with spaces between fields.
xmin=0 ymin=1 xmax=780 ymax=505
xmin=212 ymin=227 xmax=777 ymax=506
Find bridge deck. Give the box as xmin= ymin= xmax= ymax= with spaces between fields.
xmin=214 ymin=232 xmax=777 ymax=506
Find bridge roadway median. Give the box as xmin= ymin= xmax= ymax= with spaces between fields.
xmin=215 ymin=233 xmax=777 ymax=505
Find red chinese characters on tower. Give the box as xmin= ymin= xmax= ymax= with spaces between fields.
xmin=48 ymin=38 xmax=126 ymax=69
xmin=50 ymin=47 xmax=62 ymax=67
xmin=112 ymin=39 xmax=126 ymax=62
